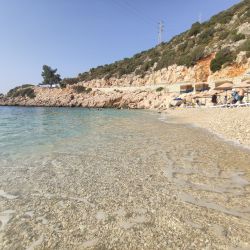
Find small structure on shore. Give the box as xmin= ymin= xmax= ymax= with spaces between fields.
xmin=168 ymin=82 xmax=193 ymax=94
xmin=194 ymin=82 xmax=209 ymax=93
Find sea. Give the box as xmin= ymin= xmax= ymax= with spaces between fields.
xmin=0 ymin=106 xmax=249 ymax=249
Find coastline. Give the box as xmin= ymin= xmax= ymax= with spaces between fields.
xmin=165 ymin=107 xmax=250 ymax=149
xmin=1 ymin=100 xmax=250 ymax=149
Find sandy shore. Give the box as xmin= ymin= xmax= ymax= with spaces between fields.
xmin=167 ymin=107 xmax=250 ymax=148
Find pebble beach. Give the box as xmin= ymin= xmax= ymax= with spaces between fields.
xmin=167 ymin=107 xmax=250 ymax=148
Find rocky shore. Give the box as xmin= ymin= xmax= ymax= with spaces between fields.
xmin=0 ymin=86 xmax=176 ymax=110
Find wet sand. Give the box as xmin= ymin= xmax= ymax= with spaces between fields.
xmin=0 ymin=109 xmax=250 ymax=249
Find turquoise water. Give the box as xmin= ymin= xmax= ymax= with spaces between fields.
xmin=0 ymin=106 xmax=250 ymax=249
xmin=0 ymin=107 xmax=153 ymax=158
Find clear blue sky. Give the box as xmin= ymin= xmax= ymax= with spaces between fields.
xmin=0 ymin=0 xmax=241 ymax=93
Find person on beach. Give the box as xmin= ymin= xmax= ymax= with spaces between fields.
xmin=211 ymin=93 xmax=217 ymax=105
xmin=238 ymin=88 xmax=245 ymax=103
xmin=231 ymin=89 xmax=239 ymax=104
xmin=223 ymin=95 xmax=227 ymax=104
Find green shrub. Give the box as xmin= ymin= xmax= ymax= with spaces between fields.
xmin=60 ymin=82 xmax=67 ymax=88
xmin=177 ymin=41 xmax=188 ymax=52
xmin=219 ymin=31 xmax=230 ymax=40
xmin=231 ymin=33 xmax=245 ymax=42
xmin=73 ymin=85 xmax=92 ymax=94
xmin=210 ymin=9 xmax=234 ymax=24
xmin=177 ymin=54 xmax=193 ymax=67
xmin=190 ymin=46 xmax=205 ymax=62
xmin=210 ymin=59 xmax=222 ymax=72
xmin=189 ymin=22 xmax=201 ymax=36
xmin=62 ymin=77 xmax=79 ymax=85
xmin=156 ymin=87 xmax=164 ymax=92
xmin=7 ymin=86 xmax=36 ymax=99
xmin=198 ymin=28 xmax=215 ymax=44
xmin=135 ymin=69 xmax=144 ymax=75
xmin=210 ymin=48 xmax=236 ymax=72
xmin=73 ymin=85 xmax=87 ymax=93
xmin=86 ymin=88 xmax=92 ymax=93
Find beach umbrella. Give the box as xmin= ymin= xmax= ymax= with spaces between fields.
xmin=234 ymin=82 xmax=250 ymax=88
xmin=214 ymin=82 xmax=233 ymax=91
xmin=213 ymin=80 xmax=233 ymax=89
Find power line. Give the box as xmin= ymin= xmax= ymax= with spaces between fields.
xmin=111 ymin=0 xmax=165 ymax=45
xmin=122 ymin=0 xmax=158 ymax=24
xmin=111 ymin=0 xmax=156 ymax=26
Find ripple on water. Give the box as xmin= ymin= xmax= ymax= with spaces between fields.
xmin=0 ymin=190 xmax=18 ymax=200
xmin=0 ymin=210 xmax=15 ymax=231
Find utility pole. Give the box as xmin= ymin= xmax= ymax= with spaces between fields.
xmin=158 ymin=20 xmax=164 ymax=45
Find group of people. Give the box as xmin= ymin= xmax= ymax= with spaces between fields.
xmin=211 ymin=88 xmax=246 ymax=105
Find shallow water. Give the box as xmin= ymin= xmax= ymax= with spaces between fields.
xmin=0 ymin=107 xmax=250 ymax=249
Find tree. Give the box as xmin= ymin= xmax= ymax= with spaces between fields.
xmin=41 ymin=65 xmax=61 ymax=87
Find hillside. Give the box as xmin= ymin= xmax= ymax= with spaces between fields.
xmin=60 ymin=0 xmax=250 ymax=86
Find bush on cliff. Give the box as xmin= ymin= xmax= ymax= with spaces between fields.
xmin=73 ymin=85 xmax=92 ymax=94
xmin=189 ymin=22 xmax=201 ymax=36
xmin=7 ymin=86 xmax=36 ymax=99
xmin=210 ymin=48 xmax=236 ymax=72
xmin=156 ymin=87 xmax=164 ymax=92
xmin=62 ymin=77 xmax=79 ymax=85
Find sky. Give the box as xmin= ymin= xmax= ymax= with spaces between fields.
xmin=0 ymin=0 xmax=241 ymax=93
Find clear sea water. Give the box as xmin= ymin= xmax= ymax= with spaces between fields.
xmin=0 ymin=106 xmax=250 ymax=249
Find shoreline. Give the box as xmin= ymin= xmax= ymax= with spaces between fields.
xmin=1 ymin=104 xmax=250 ymax=150
xmin=165 ymin=107 xmax=250 ymax=149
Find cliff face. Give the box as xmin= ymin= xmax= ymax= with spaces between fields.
xmin=81 ymin=54 xmax=250 ymax=88
xmin=0 ymin=86 xmax=176 ymax=110
xmin=1 ymin=55 xmax=249 ymax=110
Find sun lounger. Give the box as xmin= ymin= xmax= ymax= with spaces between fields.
xmin=209 ymin=103 xmax=250 ymax=108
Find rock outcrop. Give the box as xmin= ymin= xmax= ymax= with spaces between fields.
xmin=81 ymin=55 xmax=250 ymax=89
xmin=0 ymin=86 xmax=178 ymax=110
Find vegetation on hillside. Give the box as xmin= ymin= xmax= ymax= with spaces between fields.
xmin=66 ymin=0 xmax=250 ymax=83
xmin=73 ymin=85 xmax=92 ymax=94
xmin=7 ymin=85 xmax=36 ymax=99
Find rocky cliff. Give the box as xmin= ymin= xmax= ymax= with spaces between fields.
xmin=1 ymin=54 xmax=249 ymax=110
xmin=81 ymin=53 xmax=250 ymax=88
